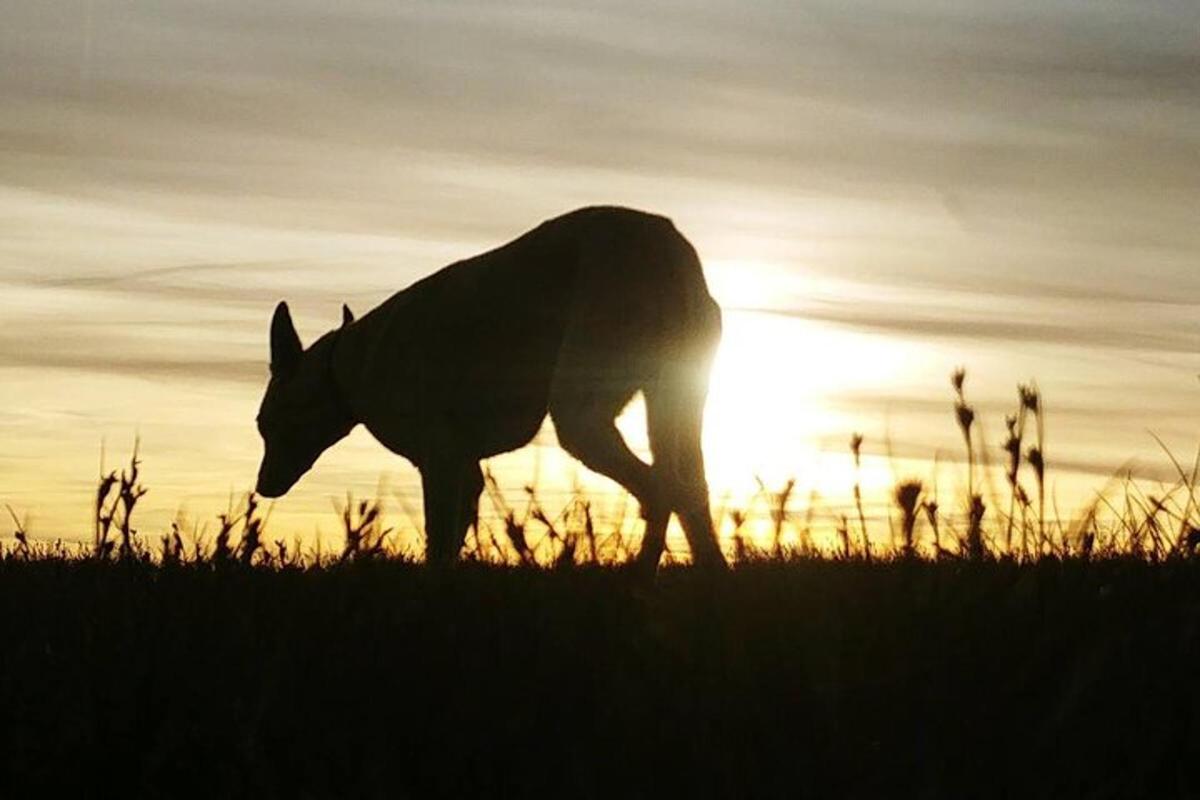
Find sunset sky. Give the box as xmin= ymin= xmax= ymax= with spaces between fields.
xmin=2 ymin=1 xmax=1198 ymax=547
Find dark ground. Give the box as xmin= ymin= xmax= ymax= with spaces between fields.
xmin=2 ymin=558 xmax=1198 ymax=798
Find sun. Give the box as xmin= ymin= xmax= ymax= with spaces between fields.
xmin=698 ymin=304 xmax=912 ymax=498
xmin=700 ymin=311 xmax=826 ymax=492
xmin=589 ymin=263 xmax=922 ymax=527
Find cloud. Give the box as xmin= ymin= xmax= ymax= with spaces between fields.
xmin=0 ymin=334 xmax=265 ymax=385
xmin=4 ymin=1 xmax=1198 ymax=218
xmin=834 ymin=433 xmax=1180 ymax=486
xmin=729 ymin=293 xmax=1200 ymax=356
xmin=802 ymin=307 xmax=1200 ymax=355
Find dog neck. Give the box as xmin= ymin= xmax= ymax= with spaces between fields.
xmin=326 ymin=326 xmax=357 ymax=425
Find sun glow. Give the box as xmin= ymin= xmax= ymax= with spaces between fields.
xmin=699 ymin=307 xmax=909 ymax=494
xmin=585 ymin=302 xmax=928 ymax=554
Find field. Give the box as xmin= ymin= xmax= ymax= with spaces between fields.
xmin=3 ymin=556 xmax=1199 ymax=798
xmin=3 ymin=372 xmax=1200 ymax=797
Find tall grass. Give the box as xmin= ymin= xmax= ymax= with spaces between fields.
xmin=3 ymin=369 xmax=1198 ymax=567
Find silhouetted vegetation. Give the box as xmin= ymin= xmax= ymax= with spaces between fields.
xmin=3 ymin=370 xmax=1199 ymax=796
xmin=3 ymin=554 xmax=1199 ymax=797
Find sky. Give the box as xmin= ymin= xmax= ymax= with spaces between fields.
xmin=2 ymin=1 xmax=1198 ymax=549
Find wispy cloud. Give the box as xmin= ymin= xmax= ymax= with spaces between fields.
xmin=0 ymin=348 xmax=263 ymax=385
xmin=789 ymin=305 xmax=1200 ymax=356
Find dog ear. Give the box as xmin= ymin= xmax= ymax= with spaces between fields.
xmin=270 ymin=301 xmax=303 ymax=376
xmin=341 ymin=303 xmax=354 ymax=327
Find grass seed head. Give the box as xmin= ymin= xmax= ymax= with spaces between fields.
xmin=952 ymin=367 xmax=966 ymax=396
xmin=955 ymin=402 xmax=976 ymax=437
xmin=895 ymin=479 xmax=924 ymax=556
xmin=1019 ymin=383 xmax=1041 ymax=415
xmin=894 ymin=480 xmax=924 ymax=517
xmin=850 ymin=433 xmax=864 ymax=466
xmin=1027 ymin=447 xmax=1045 ymax=483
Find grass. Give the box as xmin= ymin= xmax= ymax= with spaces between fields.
xmin=2 ymin=369 xmax=1200 ymax=796
xmin=3 ymin=556 xmax=1199 ymax=797
xmin=7 ymin=369 xmax=1198 ymax=566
